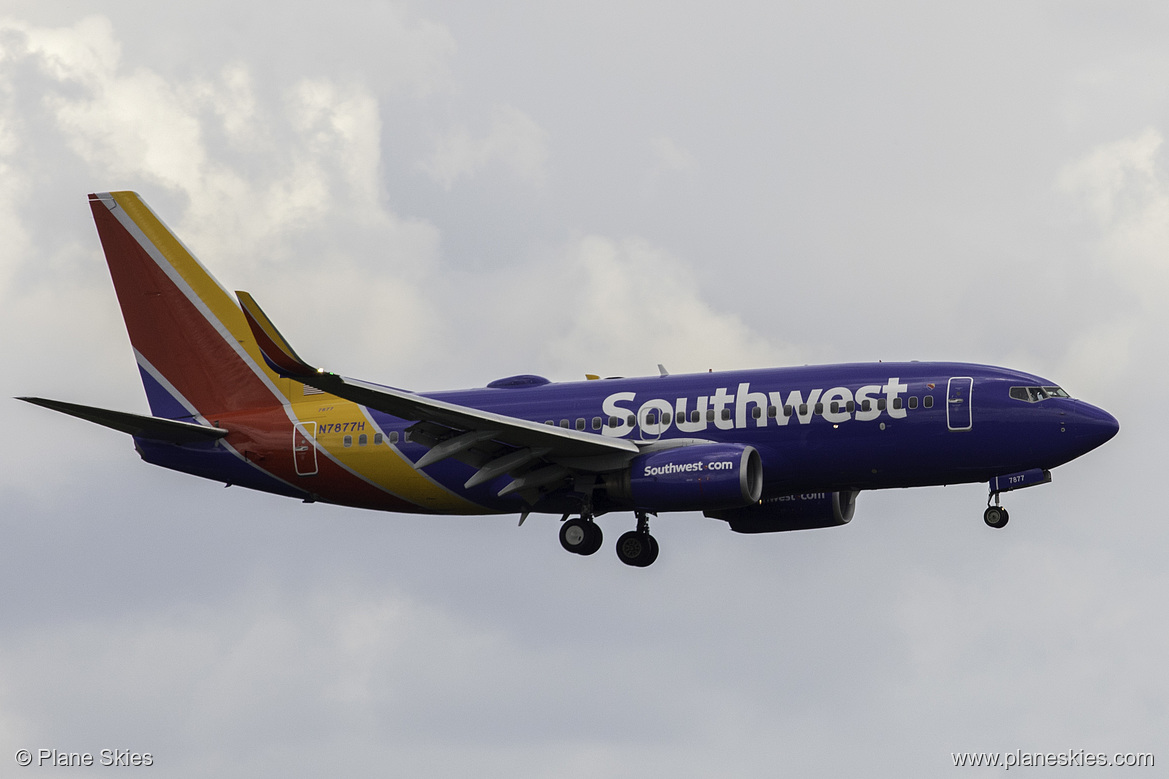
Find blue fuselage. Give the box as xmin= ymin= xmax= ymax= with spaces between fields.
xmin=348 ymin=361 xmax=1118 ymax=513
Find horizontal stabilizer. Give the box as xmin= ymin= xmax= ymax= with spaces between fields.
xmin=18 ymin=397 xmax=229 ymax=443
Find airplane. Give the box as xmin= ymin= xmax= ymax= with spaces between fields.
xmin=19 ymin=191 xmax=1120 ymax=567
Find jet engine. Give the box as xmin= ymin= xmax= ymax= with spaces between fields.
xmin=604 ymin=443 xmax=762 ymax=512
xmin=706 ymin=490 xmax=858 ymax=533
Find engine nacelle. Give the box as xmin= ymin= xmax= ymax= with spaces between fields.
xmin=706 ymin=491 xmax=858 ymax=533
xmin=607 ymin=443 xmax=763 ymax=512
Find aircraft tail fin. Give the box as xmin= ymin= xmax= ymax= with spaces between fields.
xmin=88 ymin=192 xmax=286 ymax=419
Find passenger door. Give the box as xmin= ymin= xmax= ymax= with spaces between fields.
xmin=946 ymin=377 xmax=973 ymax=431
xmin=293 ymin=421 xmax=318 ymax=475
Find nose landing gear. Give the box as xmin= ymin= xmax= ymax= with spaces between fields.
xmin=983 ymin=492 xmax=1009 ymax=528
xmin=983 ymin=505 xmax=1009 ymax=528
xmin=982 ymin=469 xmax=1052 ymax=528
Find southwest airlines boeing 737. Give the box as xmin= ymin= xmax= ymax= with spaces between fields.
xmin=20 ymin=192 xmax=1119 ymax=567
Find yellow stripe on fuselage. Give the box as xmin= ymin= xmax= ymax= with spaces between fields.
xmin=293 ymin=398 xmax=486 ymax=514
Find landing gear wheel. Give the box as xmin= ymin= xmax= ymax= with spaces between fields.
xmin=643 ymin=534 xmax=659 ymax=566
xmin=983 ymin=506 xmax=1009 ymax=528
xmin=580 ymin=521 xmax=602 ymax=555
xmin=560 ymin=518 xmax=603 ymax=555
xmin=616 ymin=531 xmax=658 ymax=567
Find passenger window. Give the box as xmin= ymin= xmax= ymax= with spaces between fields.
xmin=609 ymin=416 xmax=620 ymax=428
xmin=752 ymin=407 xmax=763 ymax=419
xmin=892 ymin=398 xmax=903 ymax=410
xmin=861 ymin=399 xmax=871 ymax=412
xmin=389 ymin=431 xmax=399 ymax=444
xmin=829 ymin=402 xmax=840 ymax=414
xmin=721 ymin=409 xmax=731 ymax=421
xmin=592 ymin=416 xmax=602 ymax=430
xmin=877 ymin=398 xmax=887 ymax=411
xmin=343 ymin=435 xmax=352 ymax=447
xmin=846 ymin=400 xmax=855 ymax=413
xmin=545 ymin=420 xmax=554 ymax=426
xmin=798 ymin=403 xmax=808 ymax=416
xmin=575 ymin=418 xmax=586 ymax=431
xmin=690 ymin=410 xmax=700 ymax=423
xmin=767 ymin=405 xmax=777 ymax=418
xmin=662 ymin=412 xmax=672 ymax=424
xmin=358 ymin=433 xmax=368 ymax=446
xmin=374 ymin=433 xmax=383 ymax=445
xmin=784 ymin=405 xmax=793 ymax=417
xmin=814 ymin=402 xmax=824 ymax=415
xmin=627 ymin=414 xmax=636 ymax=426
xmin=923 ymin=396 xmax=934 ymax=408
xmin=706 ymin=410 xmax=715 ymax=422
xmin=560 ymin=420 xmax=570 ymax=429
xmin=908 ymin=396 xmax=918 ymax=409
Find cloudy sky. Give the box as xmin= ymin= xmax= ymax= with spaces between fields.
xmin=1 ymin=1 xmax=1165 ymax=775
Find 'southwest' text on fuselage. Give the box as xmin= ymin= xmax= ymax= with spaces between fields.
xmin=601 ymin=378 xmax=912 ymax=437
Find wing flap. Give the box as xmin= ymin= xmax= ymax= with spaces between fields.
xmin=414 ymin=429 xmax=500 ymax=469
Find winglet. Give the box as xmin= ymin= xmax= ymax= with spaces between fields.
xmin=236 ymin=291 xmax=319 ymax=379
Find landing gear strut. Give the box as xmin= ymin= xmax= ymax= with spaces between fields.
xmin=616 ymin=511 xmax=659 ymax=567
xmin=983 ymin=493 xmax=1009 ymax=528
xmin=559 ymin=515 xmax=603 ymax=555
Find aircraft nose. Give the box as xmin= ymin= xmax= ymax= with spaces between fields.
xmin=1071 ymin=401 xmax=1119 ymax=453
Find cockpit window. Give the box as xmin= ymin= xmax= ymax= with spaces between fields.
xmin=1010 ymin=385 xmax=1070 ymax=402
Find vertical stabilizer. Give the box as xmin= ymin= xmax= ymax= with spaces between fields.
xmin=88 ymin=191 xmax=285 ymax=419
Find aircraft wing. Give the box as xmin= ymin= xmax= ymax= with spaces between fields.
xmin=294 ymin=373 xmax=639 ymax=459
xmin=236 ymin=292 xmax=639 ymax=495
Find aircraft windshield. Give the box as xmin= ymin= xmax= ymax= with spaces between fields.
xmin=1009 ymin=385 xmax=1070 ymax=402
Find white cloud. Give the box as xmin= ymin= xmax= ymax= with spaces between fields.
xmin=1055 ymin=128 xmax=1169 ymax=387
xmin=0 ymin=15 xmax=121 ymax=85
xmin=420 ymin=104 xmax=549 ymax=190
xmin=649 ymin=135 xmax=696 ymax=174
xmin=1058 ymin=128 xmax=1169 ymax=303
xmin=0 ymin=14 xmax=450 ymax=385
xmin=0 ymin=14 xmax=446 ymax=263
xmin=476 ymin=234 xmax=798 ymax=379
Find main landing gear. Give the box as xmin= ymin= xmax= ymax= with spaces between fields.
xmin=559 ymin=515 xmax=603 ymax=556
xmin=983 ymin=493 xmax=1009 ymax=528
xmin=558 ymin=510 xmax=659 ymax=567
xmin=615 ymin=511 xmax=659 ymax=568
